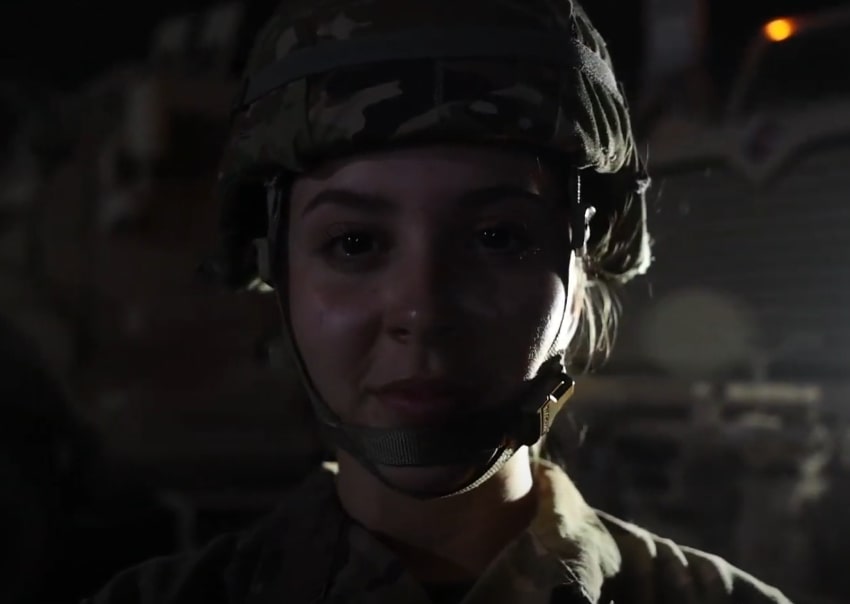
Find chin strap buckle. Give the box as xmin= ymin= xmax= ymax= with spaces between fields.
xmin=517 ymin=373 xmax=575 ymax=446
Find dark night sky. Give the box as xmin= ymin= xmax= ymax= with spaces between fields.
xmin=2 ymin=0 xmax=850 ymax=93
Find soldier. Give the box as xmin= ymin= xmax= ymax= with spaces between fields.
xmin=85 ymin=0 xmax=793 ymax=602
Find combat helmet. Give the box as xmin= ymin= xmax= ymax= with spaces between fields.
xmin=209 ymin=0 xmax=652 ymax=497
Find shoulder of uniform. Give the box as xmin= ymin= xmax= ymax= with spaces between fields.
xmin=81 ymin=532 xmax=241 ymax=604
xmin=595 ymin=510 xmax=794 ymax=604
xmin=82 ymin=469 xmax=339 ymax=604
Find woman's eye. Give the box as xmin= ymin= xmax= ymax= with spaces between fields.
xmin=320 ymin=228 xmax=385 ymax=267
xmin=475 ymin=224 xmax=531 ymax=254
xmin=334 ymin=232 xmax=377 ymax=256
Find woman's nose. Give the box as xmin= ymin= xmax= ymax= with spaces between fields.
xmin=382 ymin=250 xmax=459 ymax=345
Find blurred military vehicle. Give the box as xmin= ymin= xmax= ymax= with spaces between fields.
xmin=0 ymin=5 xmax=322 ymax=601
xmin=632 ymin=5 xmax=850 ymax=375
xmin=0 ymin=0 xmax=319 ymax=543
xmin=567 ymin=375 xmax=842 ymax=603
xmin=631 ymin=6 xmax=850 ymax=379
xmin=569 ymin=8 xmax=850 ymax=603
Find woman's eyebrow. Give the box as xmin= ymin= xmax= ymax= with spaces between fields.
xmin=455 ymin=184 xmax=550 ymax=209
xmin=300 ymin=184 xmax=549 ymax=217
xmin=301 ymin=189 xmax=396 ymax=217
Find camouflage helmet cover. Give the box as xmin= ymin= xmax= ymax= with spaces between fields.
xmin=214 ymin=0 xmax=650 ymax=288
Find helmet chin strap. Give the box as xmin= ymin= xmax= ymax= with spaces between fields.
xmin=315 ymin=355 xmax=574 ymax=498
xmin=261 ymin=167 xmax=586 ymax=499
xmin=293 ymin=346 xmax=575 ymax=499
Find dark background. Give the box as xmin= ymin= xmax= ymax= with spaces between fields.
xmin=1 ymin=0 xmax=848 ymax=90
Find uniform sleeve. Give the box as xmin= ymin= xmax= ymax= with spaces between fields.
xmin=597 ymin=511 xmax=794 ymax=604
xmin=80 ymin=534 xmax=239 ymax=604
xmin=678 ymin=546 xmax=793 ymax=604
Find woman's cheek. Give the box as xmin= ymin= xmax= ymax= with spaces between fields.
xmin=484 ymin=272 xmax=566 ymax=377
xmin=289 ymin=280 xmax=380 ymax=418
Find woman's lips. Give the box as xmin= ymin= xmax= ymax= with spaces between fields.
xmin=369 ymin=379 xmax=473 ymax=420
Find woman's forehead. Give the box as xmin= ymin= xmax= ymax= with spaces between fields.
xmin=290 ymin=144 xmax=562 ymax=213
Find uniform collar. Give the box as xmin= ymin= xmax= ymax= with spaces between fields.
xmin=523 ymin=458 xmax=622 ymax=602
xmin=232 ymin=460 xmax=621 ymax=604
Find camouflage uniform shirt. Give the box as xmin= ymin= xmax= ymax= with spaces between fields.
xmin=84 ymin=460 xmax=793 ymax=604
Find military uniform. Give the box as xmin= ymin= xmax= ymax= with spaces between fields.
xmin=83 ymin=460 xmax=791 ymax=604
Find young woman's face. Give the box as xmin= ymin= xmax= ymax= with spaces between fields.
xmin=286 ymin=144 xmax=579 ymax=492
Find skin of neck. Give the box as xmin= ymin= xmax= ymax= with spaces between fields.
xmin=334 ymin=447 xmax=538 ymax=582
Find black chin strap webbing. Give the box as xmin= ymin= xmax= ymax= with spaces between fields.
xmin=307 ymin=356 xmax=574 ymax=498
xmin=315 ymin=356 xmax=573 ymax=468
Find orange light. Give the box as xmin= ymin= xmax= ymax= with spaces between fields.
xmin=764 ymin=18 xmax=796 ymax=42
